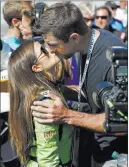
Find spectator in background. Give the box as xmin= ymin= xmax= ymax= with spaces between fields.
xmin=93 ymin=6 xmax=126 ymax=41
xmin=2 ymin=1 xmax=22 ymax=50
xmin=19 ymin=2 xmax=48 ymax=40
xmin=105 ymin=1 xmax=118 ymax=17
xmin=19 ymin=10 xmax=33 ymax=40
xmin=114 ymin=0 xmax=128 ymax=43
xmin=115 ymin=0 xmax=127 ymax=28
xmin=104 ymin=1 xmax=124 ymax=33
xmin=94 ymin=6 xmax=112 ymax=30
xmin=2 ymin=0 xmax=33 ymax=51
xmin=105 ymin=1 xmax=127 ymax=42
xmin=78 ymin=2 xmax=95 ymax=27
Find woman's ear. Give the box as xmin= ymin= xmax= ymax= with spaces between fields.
xmin=32 ymin=64 xmax=43 ymax=72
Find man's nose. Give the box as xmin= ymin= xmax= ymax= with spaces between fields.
xmin=97 ymin=17 xmax=102 ymax=21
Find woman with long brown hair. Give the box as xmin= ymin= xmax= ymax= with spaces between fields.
xmin=8 ymin=40 xmax=73 ymax=167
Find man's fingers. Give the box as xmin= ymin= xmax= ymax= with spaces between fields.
xmin=32 ymin=111 xmax=54 ymax=119
xmin=34 ymin=117 xmax=55 ymax=124
xmin=31 ymin=105 xmax=49 ymax=113
xmin=32 ymin=101 xmax=54 ymax=108
xmin=31 ymin=105 xmax=54 ymax=114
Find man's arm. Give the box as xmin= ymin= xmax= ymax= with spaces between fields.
xmin=63 ymin=109 xmax=105 ymax=132
xmin=31 ymin=92 xmax=105 ymax=133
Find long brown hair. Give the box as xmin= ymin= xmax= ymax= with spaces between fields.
xmin=8 ymin=40 xmax=71 ymax=165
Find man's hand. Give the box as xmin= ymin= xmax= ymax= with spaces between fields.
xmin=31 ymin=92 xmax=68 ymax=124
xmin=31 ymin=92 xmax=106 ymax=132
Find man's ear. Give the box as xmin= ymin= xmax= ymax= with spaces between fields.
xmin=70 ymin=33 xmax=79 ymax=43
xmin=32 ymin=64 xmax=43 ymax=72
xmin=12 ymin=18 xmax=21 ymax=27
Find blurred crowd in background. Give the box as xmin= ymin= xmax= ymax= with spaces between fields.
xmin=78 ymin=0 xmax=128 ymax=43
xmin=1 ymin=0 xmax=128 ymax=43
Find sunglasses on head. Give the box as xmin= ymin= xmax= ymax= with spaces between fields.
xmin=95 ymin=16 xmax=108 ymax=19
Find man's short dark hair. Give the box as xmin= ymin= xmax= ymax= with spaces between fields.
xmin=36 ymin=1 xmax=88 ymax=42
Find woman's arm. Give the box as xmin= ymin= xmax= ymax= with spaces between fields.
xmin=34 ymin=120 xmax=60 ymax=167
xmin=30 ymin=94 xmax=72 ymax=167
xmin=30 ymin=97 xmax=60 ymax=167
